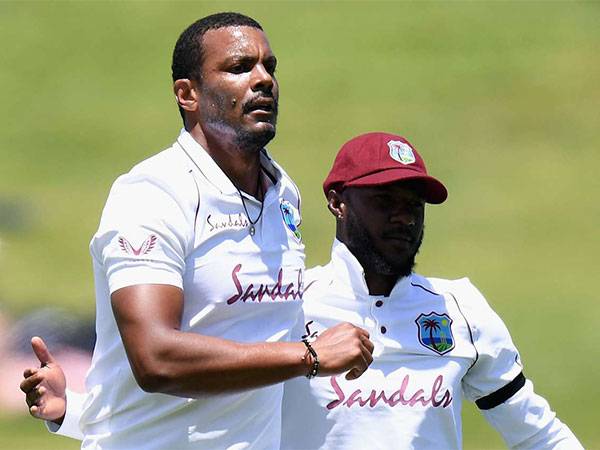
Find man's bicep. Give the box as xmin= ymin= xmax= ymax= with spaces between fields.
xmin=457 ymin=279 xmax=523 ymax=402
xmin=111 ymin=283 xmax=184 ymax=336
xmin=111 ymin=284 xmax=184 ymax=389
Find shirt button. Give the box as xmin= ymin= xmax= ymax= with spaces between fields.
xmin=375 ymin=300 xmax=383 ymax=307
xmin=380 ymin=326 xmax=387 ymax=334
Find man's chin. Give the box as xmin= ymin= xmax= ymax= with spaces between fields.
xmin=251 ymin=117 xmax=277 ymax=131
xmin=253 ymin=124 xmax=276 ymax=145
xmin=236 ymin=124 xmax=276 ymax=149
xmin=391 ymin=262 xmax=415 ymax=278
xmin=256 ymin=121 xmax=276 ymax=135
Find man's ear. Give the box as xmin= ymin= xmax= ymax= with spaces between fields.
xmin=173 ymin=79 xmax=198 ymax=113
xmin=327 ymin=189 xmax=345 ymax=220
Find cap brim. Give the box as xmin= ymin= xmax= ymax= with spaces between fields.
xmin=345 ymin=169 xmax=448 ymax=204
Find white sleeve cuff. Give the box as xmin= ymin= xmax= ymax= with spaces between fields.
xmin=45 ymin=389 xmax=86 ymax=440
xmin=482 ymin=379 xmax=583 ymax=449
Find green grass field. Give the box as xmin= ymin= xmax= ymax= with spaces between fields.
xmin=1 ymin=1 xmax=598 ymax=449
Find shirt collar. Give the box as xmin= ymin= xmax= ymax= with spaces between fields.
xmin=329 ymin=239 xmax=412 ymax=299
xmin=175 ymin=128 xmax=280 ymax=196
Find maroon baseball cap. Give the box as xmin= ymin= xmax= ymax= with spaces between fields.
xmin=323 ymin=132 xmax=448 ymax=204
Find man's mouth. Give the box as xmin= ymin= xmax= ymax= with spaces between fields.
xmin=383 ymin=231 xmax=414 ymax=244
xmin=243 ymin=98 xmax=276 ymax=114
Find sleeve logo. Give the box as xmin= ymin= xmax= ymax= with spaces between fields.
xmin=118 ymin=234 xmax=157 ymax=256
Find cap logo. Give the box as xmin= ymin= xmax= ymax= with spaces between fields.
xmin=388 ymin=140 xmax=416 ymax=165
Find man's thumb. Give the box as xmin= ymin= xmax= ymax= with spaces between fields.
xmin=31 ymin=336 xmax=55 ymax=366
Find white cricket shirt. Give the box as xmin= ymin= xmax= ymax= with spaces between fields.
xmin=81 ymin=130 xmax=307 ymax=450
xmin=281 ymin=240 xmax=582 ymax=450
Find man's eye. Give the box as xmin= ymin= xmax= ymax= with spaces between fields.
xmin=230 ymin=64 xmax=246 ymax=74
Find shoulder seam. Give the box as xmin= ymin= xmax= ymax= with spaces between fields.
xmin=447 ymin=292 xmax=479 ymax=370
xmin=188 ymin=169 xmax=201 ymax=246
xmin=411 ymin=282 xmax=442 ymax=297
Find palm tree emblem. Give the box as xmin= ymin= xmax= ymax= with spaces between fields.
xmin=422 ymin=319 xmax=441 ymax=352
xmin=415 ymin=312 xmax=454 ymax=355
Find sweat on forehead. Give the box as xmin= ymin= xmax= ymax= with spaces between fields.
xmin=201 ymin=26 xmax=272 ymax=61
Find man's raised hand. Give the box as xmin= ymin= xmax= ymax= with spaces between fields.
xmin=19 ymin=336 xmax=67 ymax=424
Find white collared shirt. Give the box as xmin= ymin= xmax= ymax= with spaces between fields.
xmin=80 ymin=130 xmax=307 ymax=449
xmin=281 ymin=240 xmax=582 ymax=450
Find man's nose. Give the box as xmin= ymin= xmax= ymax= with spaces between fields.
xmin=389 ymin=209 xmax=416 ymax=226
xmin=251 ymin=64 xmax=274 ymax=93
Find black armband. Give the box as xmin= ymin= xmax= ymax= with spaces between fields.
xmin=476 ymin=372 xmax=526 ymax=410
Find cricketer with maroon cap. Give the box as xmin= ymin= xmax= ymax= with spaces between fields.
xmin=323 ymin=131 xmax=447 ymax=293
xmin=280 ymin=131 xmax=582 ymax=449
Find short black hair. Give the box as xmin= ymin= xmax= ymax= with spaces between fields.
xmin=171 ymin=12 xmax=263 ymax=121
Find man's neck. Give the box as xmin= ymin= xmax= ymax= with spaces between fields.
xmin=336 ymin=234 xmax=406 ymax=297
xmin=188 ymin=124 xmax=263 ymax=197
xmin=363 ymin=271 xmax=402 ymax=297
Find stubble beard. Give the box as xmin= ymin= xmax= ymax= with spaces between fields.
xmin=200 ymin=86 xmax=278 ymax=153
xmin=233 ymin=122 xmax=276 ymax=151
xmin=344 ymin=207 xmax=423 ymax=278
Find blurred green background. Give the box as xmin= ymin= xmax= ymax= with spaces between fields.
xmin=1 ymin=1 xmax=598 ymax=449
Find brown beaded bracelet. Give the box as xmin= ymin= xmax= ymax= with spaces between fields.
xmin=302 ymin=338 xmax=319 ymax=379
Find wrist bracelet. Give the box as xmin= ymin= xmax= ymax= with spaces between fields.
xmin=301 ymin=338 xmax=319 ymax=379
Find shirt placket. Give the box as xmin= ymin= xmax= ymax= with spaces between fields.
xmin=367 ymin=294 xmax=388 ymax=356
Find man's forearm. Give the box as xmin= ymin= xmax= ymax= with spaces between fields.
xmin=113 ymin=284 xmax=372 ymax=397
xmin=126 ymin=331 xmax=310 ymax=396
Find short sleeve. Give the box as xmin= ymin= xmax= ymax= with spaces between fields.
xmin=457 ymin=279 xmax=524 ymax=404
xmin=90 ymin=172 xmax=192 ymax=293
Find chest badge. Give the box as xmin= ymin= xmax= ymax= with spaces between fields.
xmin=280 ymin=200 xmax=302 ymax=240
xmin=415 ymin=312 xmax=455 ymax=355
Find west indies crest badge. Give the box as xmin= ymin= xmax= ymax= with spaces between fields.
xmin=280 ymin=200 xmax=302 ymax=241
xmin=387 ymin=140 xmax=416 ymax=165
xmin=415 ymin=312 xmax=455 ymax=355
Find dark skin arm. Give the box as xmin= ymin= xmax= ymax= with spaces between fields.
xmin=18 ymin=285 xmax=373 ymax=424
xmin=111 ymin=284 xmax=374 ymax=396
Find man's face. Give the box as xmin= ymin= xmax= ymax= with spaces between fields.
xmin=341 ymin=181 xmax=426 ymax=277
xmin=197 ymin=26 xmax=279 ymax=149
